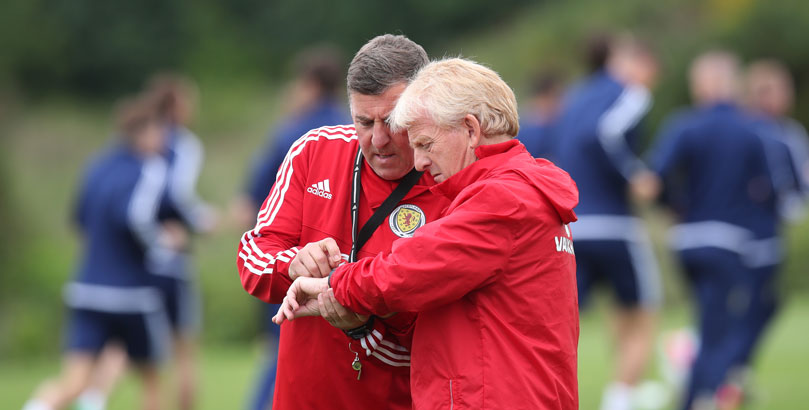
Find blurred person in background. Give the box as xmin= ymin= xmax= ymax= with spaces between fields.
xmin=235 ymin=34 xmax=450 ymax=409
xmin=518 ymin=69 xmax=564 ymax=160
xmin=233 ymin=46 xmax=349 ymax=227
xmin=23 ymin=96 xmax=181 ymax=410
xmin=147 ymin=73 xmax=216 ymax=410
xmin=745 ymin=60 xmax=809 ymax=218
xmin=76 ymin=74 xmax=216 ymax=410
xmin=230 ymin=46 xmax=350 ymax=410
xmin=551 ymin=33 xmax=663 ymax=410
xmin=719 ymin=59 xmax=809 ymax=398
xmin=641 ymin=50 xmax=778 ymax=410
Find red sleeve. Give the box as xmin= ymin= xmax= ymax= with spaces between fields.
xmin=236 ymin=133 xmax=312 ymax=303
xmin=331 ymin=183 xmax=519 ymax=315
xmin=379 ymin=312 xmax=417 ymax=346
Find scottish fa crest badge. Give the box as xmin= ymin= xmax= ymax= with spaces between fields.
xmin=389 ymin=204 xmax=425 ymax=237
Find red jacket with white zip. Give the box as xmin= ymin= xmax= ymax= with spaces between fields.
xmin=236 ymin=125 xmax=450 ymax=410
xmin=331 ymin=139 xmax=580 ymax=409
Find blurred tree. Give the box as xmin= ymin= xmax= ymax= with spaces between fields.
xmin=1 ymin=0 xmax=189 ymax=97
xmin=0 ymin=0 xmax=533 ymax=97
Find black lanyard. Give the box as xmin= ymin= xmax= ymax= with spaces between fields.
xmin=349 ymin=147 xmax=423 ymax=262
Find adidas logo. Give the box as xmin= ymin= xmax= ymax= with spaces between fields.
xmin=306 ymin=179 xmax=333 ymax=199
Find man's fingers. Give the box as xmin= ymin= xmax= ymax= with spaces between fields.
xmin=274 ymin=307 xmax=287 ymax=325
xmin=292 ymin=239 xmax=343 ymax=279
xmin=317 ymin=293 xmax=330 ymax=321
xmin=299 ymin=253 xmax=321 ymax=278
xmin=286 ymin=285 xmax=300 ymax=311
xmin=322 ymin=289 xmax=347 ymax=320
xmin=319 ymin=238 xmax=343 ymax=267
xmin=311 ymin=250 xmax=332 ymax=278
xmin=320 ymin=291 xmax=340 ymax=322
xmin=284 ymin=301 xmax=296 ymax=321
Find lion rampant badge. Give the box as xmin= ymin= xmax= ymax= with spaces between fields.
xmin=389 ymin=204 xmax=426 ymax=237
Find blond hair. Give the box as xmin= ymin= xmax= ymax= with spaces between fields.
xmin=389 ymin=58 xmax=519 ymax=138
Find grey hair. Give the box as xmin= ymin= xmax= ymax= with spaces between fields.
xmin=389 ymin=58 xmax=520 ymax=139
xmin=347 ymin=34 xmax=429 ymax=96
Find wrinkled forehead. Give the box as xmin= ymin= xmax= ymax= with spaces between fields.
xmin=349 ymin=83 xmax=407 ymax=118
xmin=407 ymin=118 xmax=453 ymax=145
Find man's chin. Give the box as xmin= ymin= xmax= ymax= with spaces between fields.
xmin=370 ymin=162 xmax=411 ymax=181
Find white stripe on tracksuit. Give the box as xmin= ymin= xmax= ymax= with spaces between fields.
xmin=571 ymin=214 xmax=663 ymax=307
xmin=668 ymin=220 xmax=781 ymax=268
xmin=168 ymin=129 xmax=214 ymax=232
xmin=597 ymin=85 xmax=652 ymax=180
xmin=238 ymin=126 xmax=355 ymax=276
xmin=128 ymin=157 xmax=169 ymax=247
xmin=360 ymin=329 xmax=411 ymax=367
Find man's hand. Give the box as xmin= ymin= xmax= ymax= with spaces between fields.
xmin=272 ymin=276 xmax=330 ymax=325
xmin=161 ymin=220 xmax=189 ymax=251
xmin=288 ymin=238 xmax=343 ymax=280
xmin=318 ymin=289 xmax=369 ymax=330
xmin=630 ymin=170 xmax=662 ymax=205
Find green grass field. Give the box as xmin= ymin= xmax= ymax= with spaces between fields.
xmin=4 ymin=296 xmax=807 ymax=409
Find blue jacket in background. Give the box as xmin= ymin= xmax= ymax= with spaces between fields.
xmin=160 ymin=125 xmax=212 ymax=234
xmin=649 ymin=103 xmax=779 ymax=267
xmin=246 ymin=98 xmax=349 ymax=207
xmin=552 ymin=71 xmax=651 ymax=216
xmin=519 ymin=116 xmax=557 ymax=161
xmin=67 ymin=144 xmax=169 ymax=312
xmin=748 ymin=114 xmax=807 ymax=224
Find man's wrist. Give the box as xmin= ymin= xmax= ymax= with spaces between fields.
xmin=328 ymin=268 xmax=336 ymax=288
xmin=342 ymin=315 xmax=375 ymax=340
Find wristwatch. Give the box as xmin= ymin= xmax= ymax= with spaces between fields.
xmin=343 ymin=315 xmax=375 ymax=340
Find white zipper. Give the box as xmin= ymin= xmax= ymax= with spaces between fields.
xmin=449 ymin=379 xmax=454 ymax=410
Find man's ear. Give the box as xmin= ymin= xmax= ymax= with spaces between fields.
xmin=463 ymin=114 xmax=482 ymax=149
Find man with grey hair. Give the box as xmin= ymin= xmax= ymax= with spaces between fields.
xmin=275 ymin=58 xmax=580 ymax=409
xmin=236 ymin=34 xmax=450 ymax=409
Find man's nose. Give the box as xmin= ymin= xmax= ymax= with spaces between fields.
xmin=414 ymin=150 xmax=431 ymax=172
xmin=371 ymin=121 xmax=390 ymax=148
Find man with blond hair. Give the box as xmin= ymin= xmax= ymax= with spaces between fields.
xmin=275 ymin=58 xmax=580 ymax=409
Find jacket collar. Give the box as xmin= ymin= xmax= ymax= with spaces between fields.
xmin=431 ymin=139 xmax=524 ymax=199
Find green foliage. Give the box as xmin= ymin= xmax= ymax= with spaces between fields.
xmin=1 ymin=0 xmax=189 ymax=97
xmin=0 ymin=0 xmax=533 ymax=97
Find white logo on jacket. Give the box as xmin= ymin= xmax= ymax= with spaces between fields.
xmin=306 ymin=179 xmax=333 ymax=199
xmin=555 ymin=224 xmax=574 ymax=255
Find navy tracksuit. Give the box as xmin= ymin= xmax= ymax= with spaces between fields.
xmin=733 ymin=114 xmax=807 ymax=369
xmin=67 ymin=144 xmax=174 ymax=362
xmin=649 ymin=102 xmax=785 ymax=408
xmin=552 ymin=71 xmax=662 ymax=309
